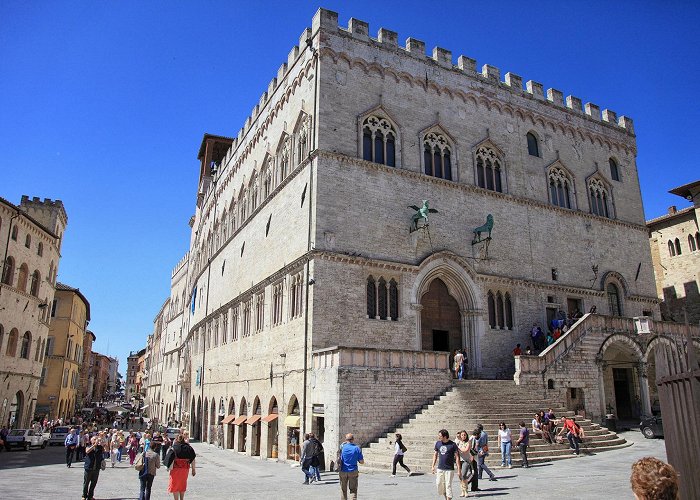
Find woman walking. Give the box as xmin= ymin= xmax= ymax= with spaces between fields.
xmin=391 ymin=433 xmax=411 ymax=477
xmin=456 ymin=430 xmax=475 ymax=497
xmin=497 ymin=422 xmax=512 ymax=468
xmin=128 ymin=432 xmax=139 ymax=465
xmin=164 ymin=434 xmax=197 ymax=500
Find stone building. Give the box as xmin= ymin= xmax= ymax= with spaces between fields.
xmin=144 ymin=8 xmax=700 ymax=466
xmin=37 ymin=283 xmax=90 ymax=420
xmin=125 ymin=349 xmax=144 ymax=401
xmin=78 ymin=330 xmax=96 ymax=408
xmin=647 ymin=180 xmax=700 ymax=324
xmin=89 ymin=353 xmax=111 ymax=403
xmin=0 ymin=195 xmax=67 ymax=428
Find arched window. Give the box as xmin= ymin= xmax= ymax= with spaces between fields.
xmin=366 ymin=276 xmax=376 ymax=319
xmin=229 ymin=201 xmax=237 ymax=234
xmin=2 ymin=256 xmax=14 ymax=285
xmin=48 ymin=261 xmax=55 ymax=284
xmin=496 ymin=292 xmax=504 ymax=329
xmin=504 ymin=293 xmax=513 ymax=330
xmin=6 ymin=328 xmax=18 ymax=357
xmin=20 ymin=331 xmax=31 ymax=359
xmin=674 ymin=238 xmax=682 ymax=255
xmin=296 ymin=116 xmax=310 ymax=165
xmin=476 ymin=146 xmax=504 ymax=193
xmin=487 ymin=291 xmax=496 ymax=328
xmin=25 ymin=234 xmax=31 ymax=248
xmin=668 ymin=240 xmax=675 ymax=257
xmin=277 ymin=136 xmax=291 ymax=184
xmin=548 ymin=167 xmax=573 ymax=209
xmin=389 ymin=279 xmax=399 ymax=321
xmin=0 ymin=324 xmax=4 ymax=353
xmin=238 ymin=188 xmax=247 ymax=222
xmin=37 ymin=242 xmax=43 ymax=256
xmin=11 ymin=225 xmax=18 ymax=240
xmin=378 ymin=278 xmax=388 ymax=319
xmin=220 ymin=210 xmax=228 ymax=242
xmin=688 ymin=234 xmax=697 ymax=252
xmin=17 ymin=264 xmax=29 ymax=292
xmin=30 ymin=270 xmax=40 ymax=297
xmin=609 ymin=158 xmax=620 ymax=182
xmin=588 ymin=178 xmax=611 ymax=218
xmin=249 ymin=174 xmax=259 ymax=212
xmin=361 ymin=115 xmax=396 ymax=167
xmin=423 ymin=132 xmax=452 ymax=180
xmin=696 ymin=232 xmax=700 ymax=250
xmin=607 ymin=283 xmax=622 ymax=316
xmin=526 ymin=132 xmax=539 ymax=157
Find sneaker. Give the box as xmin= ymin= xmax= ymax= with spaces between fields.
xmin=390 ymin=474 xmax=396 ymax=477
xmin=508 ymin=465 xmax=513 ymax=469
xmin=572 ymin=452 xmax=578 ymax=455
xmin=406 ymin=470 xmax=412 ymax=477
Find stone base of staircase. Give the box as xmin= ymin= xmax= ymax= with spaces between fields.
xmin=361 ymin=380 xmax=629 ymax=473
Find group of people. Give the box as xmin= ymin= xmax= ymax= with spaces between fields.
xmin=61 ymin=425 xmax=196 ymax=500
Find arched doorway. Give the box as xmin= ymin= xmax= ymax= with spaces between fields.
xmin=420 ymin=278 xmax=461 ymax=353
xmin=238 ymin=397 xmax=247 ymax=452
xmin=209 ymin=399 xmax=216 ymax=444
xmin=190 ymin=397 xmax=196 ymax=438
xmin=250 ymin=397 xmax=261 ymax=456
xmin=203 ymin=398 xmax=209 ymax=443
xmin=600 ymin=335 xmax=644 ymax=421
xmin=266 ymin=397 xmax=279 ymax=457
xmin=286 ymin=395 xmax=300 ymax=460
xmin=227 ymin=398 xmax=236 ymax=449
xmin=9 ymin=391 xmax=24 ymax=428
xmin=195 ymin=397 xmax=202 ymax=441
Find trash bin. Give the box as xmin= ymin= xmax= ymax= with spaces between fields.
xmin=605 ymin=415 xmax=617 ymax=432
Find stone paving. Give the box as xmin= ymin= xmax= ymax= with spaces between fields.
xmin=0 ymin=430 xmax=667 ymax=499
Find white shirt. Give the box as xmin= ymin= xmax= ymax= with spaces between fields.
xmin=498 ymin=428 xmax=511 ymax=443
xmin=394 ymin=441 xmax=404 ymax=456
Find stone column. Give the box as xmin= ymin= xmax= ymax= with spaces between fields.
xmin=637 ymin=362 xmax=652 ymax=416
xmin=411 ymin=303 xmax=423 ymax=350
xmin=595 ymin=358 xmax=607 ymax=422
xmin=460 ymin=309 xmax=481 ymax=377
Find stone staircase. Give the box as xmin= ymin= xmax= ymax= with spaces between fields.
xmin=361 ymin=380 xmax=629 ymax=473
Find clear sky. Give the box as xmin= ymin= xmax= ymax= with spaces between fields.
xmin=1 ymin=1 xmax=698 ymax=373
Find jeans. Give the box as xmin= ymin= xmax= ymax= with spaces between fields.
xmin=500 ymin=441 xmax=512 ymax=466
xmin=477 ymin=453 xmax=495 ymax=479
xmin=518 ymin=443 xmax=529 ymax=467
xmin=392 ymin=454 xmax=410 ymax=475
xmin=117 ymin=446 xmax=123 ymax=462
xmin=82 ymin=469 xmax=100 ymax=499
xmin=339 ymin=470 xmax=359 ymax=500
xmin=139 ymin=474 xmax=154 ymax=500
xmin=310 ymin=464 xmax=321 ymax=481
xmin=301 ymin=458 xmax=313 ymax=482
xmin=567 ymin=432 xmax=580 ymax=454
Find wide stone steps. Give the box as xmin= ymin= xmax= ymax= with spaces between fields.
xmin=361 ymin=380 xmax=627 ymax=471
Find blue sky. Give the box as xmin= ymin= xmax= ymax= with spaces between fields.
xmin=1 ymin=1 xmax=698 ymax=373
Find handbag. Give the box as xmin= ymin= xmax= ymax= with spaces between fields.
xmin=134 ymin=452 xmax=145 ymax=472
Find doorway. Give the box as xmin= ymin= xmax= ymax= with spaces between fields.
xmin=613 ymin=368 xmax=633 ymax=418
xmin=421 ymin=279 xmax=462 ymax=352
xmin=432 ymin=330 xmax=450 ymax=352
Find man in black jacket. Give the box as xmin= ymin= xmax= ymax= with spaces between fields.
xmin=83 ymin=435 xmax=105 ymax=500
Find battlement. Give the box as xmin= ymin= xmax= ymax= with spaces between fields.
xmin=20 ymin=195 xmax=66 ymax=211
xmin=172 ymin=251 xmax=190 ymax=278
xmin=312 ymin=8 xmax=634 ymax=136
xmin=18 ymin=194 xmax=68 ymax=235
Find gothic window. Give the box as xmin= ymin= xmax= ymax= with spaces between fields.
xmin=6 ymin=328 xmax=18 ymax=357
xmin=296 ymin=116 xmax=310 ymax=165
xmin=423 ymin=131 xmax=452 ymax=180
xmin=609 ymin=158 xmax=620 ymax=182
xmin=20 ymin=331 xmax=31 ymax=359
xmin=496 ymin=292 xmax=505 ymax=328
xmin=30 ymin=270 xmax=40 ymax=297
xmin=689 ymin=234 xmax=697 ymax=252
xmin=37 ymin=242 xmax=43 ymax=256
xmin=588 ymin=178 xmax=611 ymax=218
xmin=277 ymin=136 xmax=291 ymax=184
xmin=2 ymin=256 xmax=14 ymax=285
xmin=487 ymin=290 xmax=513 ymax=329
xmin=11 ymin=225 xmax=17 ymax=241
xmin=25 ymin=234 xmax=31 ymax=248
xmin=389 ymin=279 xmax=399 ymax=321
xmin=255 ymin=292 xmax=265 ymax=333
xmin=239 ymin=187 xmax=247 ymax=222
xmin=17 ymin=263 xmax=29 ymax=292
xmin=229 ymin=201 xmax=237 ymax=234
xmin=249 ymin=174 xmax=259 ymax=212
xmin=222 ymin=312 xmax=228 ymax=344
xmin=548 ymin=167 xmax=573 ymax=209
xmin=272 ymin=282 xmax=284 ymax=326
xmin=504 ymin=293 xmax=513 ymax=329
xmin=221 ymin=211 xmax=228 ymax=242
xmin=668 ymin=240 xmax=675 ymax=257
xmin=487 ymin=291 xmax=496 ymax=328
xmin=290 ymin=271 xmax=304 ymax=319
xmin=378 ymin=278 xmax=388 ymax=319
xmin=231 ymin=305 xmax=239 ymax=341
xmin=366 ymin=276 xmax=376 ymax=319
xmin=242 ymin=299 xmax=251 ymax=338
xmin=674 ymin=238 xmax=682 ymax=255
xmin=361 ymin=115 xmax=396 ymax=167
xmin=607 ymin=283 xmax=622 ymax=316
xmin=527 ymin=132 xmax=540 ymax=157
xmin=476 ymin=146 xmax=503 ymax=193
xmin=263 ymin=168 xmax=272 ymax=199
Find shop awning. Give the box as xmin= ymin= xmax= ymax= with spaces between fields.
xmin=261 ymin=414 xmax=279 ymax=423
xmin=284 ymin=415 xmax=301 ymax=427
xmin=245 ymin=415 xmax=261 ymax=425
xmin=221 ymin=414 xmax=236 ymax=425
xmin=232 ymin=416 xmax=247 ymax=425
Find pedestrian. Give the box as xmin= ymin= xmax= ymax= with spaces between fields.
xmin=467 ymin=431 xmax=480 ymax=492
xmin=161 ymin=433 xmax=171 ymax=461
xmin=110 ymin=433 xmax=121 ymax=467
xmin=135 ymin=442 xmax=161 ymax=500
xmin=558 ymin=417 xmax=584 ymax=455
xmin=515 ymin=421 xmax=529 ymax=468
xmin=460 ymin=349 xmax=469 ymax=379
xmin=391 ymin=433 xmax=411 ymax=477
xmin=300 ymin=433 xmax=315 ymax=484
xmin=512 ymin=344 xmax=522 ymax=356
xmin=338 ymin=433 xmax=364 ymax=500
xmin=630 ymin=457 xmax=679 ymax=500
xmin=77 ymin=430 xmax=89 ymax=462
xmin=83 ymin=435 xmax=106 ymax=500
xmin=474 ymin=426 xmax=496 ymax=482
xmin=497 ymin=422 xmax=512 ymax=468
xmin=453 ymin=350 xmax=464 ymax=380
xmin=164 ymin=433 xmax=196 ymax=500
xmin=455 ymin=430 xmax=475 ymax=497
xmin=309 ymin=432 xmax=324 ymax=482
xmin=65 ymin=427 xmax=79 ymax=468
xmin=431 ymin=429 xmax=461 ymax=500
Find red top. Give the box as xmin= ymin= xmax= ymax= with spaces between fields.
xmin=513 ymin=347 xmax=522 ymax=356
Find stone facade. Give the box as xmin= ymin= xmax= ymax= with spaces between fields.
xmin=144 ymin=8 xmax=663 ymax=466
xmin=647 ymin=180 xmax=700 ymax=324
xmin=0 ymin=195 xmax=66 ymax=427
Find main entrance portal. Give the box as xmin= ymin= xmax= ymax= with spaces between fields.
xmin=421 ymin=279 xmax=462 ymax=352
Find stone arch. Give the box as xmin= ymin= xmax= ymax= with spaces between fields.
xmin=266 ymin=396 xmax=279 ymax=458
xmin=599 ymin=333 xmax=645 ymax=419
xmin=209 ymin=398 xmax=216 ymax=444
xmin=238 ymin=396 xmax=248 ymax=452
xmin=203 ymin=397 xmax=209 ymax=443
xmin=10 ymin=390 xmax=24 ymax=428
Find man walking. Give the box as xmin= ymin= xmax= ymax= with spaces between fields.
xmin=83 ymin=435 xmax=105 ymax=500
xmin=474 ymin=426 xmax=496 ymax=482
xmin=309 ymin=432 xmax=324 ymax=482
xmin=431 ymin=429 xmax=461 ymax=500
xmin=300 ymin=433 xmax=314 ymax=484
xmin=338 ymin=433 xmax=364 ymax=500
xmin=559 ymin=417 xmax=584 ymax=455
xmin=515 ymin=422 xmax=529 ymax=468
xmin=65 ymin=427 xmax=79 ymax=468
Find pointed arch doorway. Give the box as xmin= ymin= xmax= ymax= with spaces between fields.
xmin=421 ymin=279 xmax=461 ymax=353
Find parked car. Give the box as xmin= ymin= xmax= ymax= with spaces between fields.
xmin=49 ymin=426 xmax=70 ymax=446
xmin=165 ymin=427 xmax=181 ymax=440
xmin=640 ymin=415 xmax=663 ymax=438
xmin=4 ymin=429 xmax=49 ymax=451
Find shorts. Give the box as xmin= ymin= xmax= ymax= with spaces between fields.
xmin=436 ymin=469 xmax=454 ymax=497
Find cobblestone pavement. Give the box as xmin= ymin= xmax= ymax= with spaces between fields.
xmin=0 ymin=430 xmax=667 ymax=499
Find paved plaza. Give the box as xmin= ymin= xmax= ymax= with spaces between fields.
xmin=0 ymin=430 xmax=666 ymax=499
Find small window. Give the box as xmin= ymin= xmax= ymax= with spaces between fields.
xmin=668 ymin=240 xmax=675 ymax=257
xmin=609 ymin=158 xmax=620 ymax=182
xmin=11 ymin=226 xmax=18 ymax=241
xmin=674 ymin=238 xmax=682 ymax=256
xmin=25 ymin=234 xmax=31 ymax=248
xmin=366 ymin=276 xmax=376 ymax=319
xmin=689 ymin=234 xmax=697 ymax=252
xmin=37 ymin=242 xmax=43 ymax=256
xmin=526 ymin=132 xmax=539 ymax=157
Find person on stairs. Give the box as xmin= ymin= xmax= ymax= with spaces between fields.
xmin=391 ymin=433 xmax=411 ymax=477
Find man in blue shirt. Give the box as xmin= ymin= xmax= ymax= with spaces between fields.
xmin=338 ymin=433 xmax=364 ymax=500
xmin=431 ymin=429 xmax=461 ymax=500
xmin=65 ymin=427 xmax=79 ymax=467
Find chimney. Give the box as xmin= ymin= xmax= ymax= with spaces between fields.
xmin=668 ymin=205 xmax=677 ymax=214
